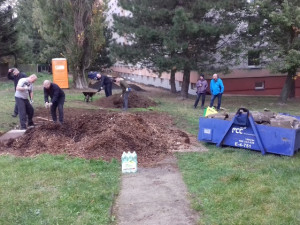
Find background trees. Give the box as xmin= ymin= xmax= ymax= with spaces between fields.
xmin=112 ymin=0 xmax=246 ymax=97
xmin=27 ymin=0 xmax=106 ymax=88
xmin=11 ymin=0 xmax=107 ymax=88
xmin=259 ymin=0 xmax=300 ymax=102
xmin=0 ymin=0 xmax=17 ymax=61
xmin=244 ymin=0 xmax=300 ymax=102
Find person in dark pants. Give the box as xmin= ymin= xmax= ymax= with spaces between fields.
xmin=114 ymin=77 xmax=131 ymax=111
xmin=96 ymin=73 xmax=113 ymax=97
xmin=210 ymin=73 xmax=224 ymax=111
xmin=7 ymin=68 xmax=27 ymax=117
xmin=194 ymin=74 xmax=208 ymax=109
xmin=43 ymin=80 xmax=65 ymax=124
xmin=15 ymin=74 xmax=37 ymax=130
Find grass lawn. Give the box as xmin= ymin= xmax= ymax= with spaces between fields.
xmin=153 ymin=93 xmax=300 ymax=225
xmin=0 ymin=155 xmax=120 ymax=225
xmin=0 ymin=74 xmax=120 ymax=225
xmin=1 ymin=75 xmax=300 ymax=224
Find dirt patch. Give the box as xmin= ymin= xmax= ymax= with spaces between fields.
xmin=93 ymin=92 xmax=157 ymax=109
xmin=0 ymin=108 xmax=191 ymax=166
xmin=128 ymin=83 xmax=146 ymax=92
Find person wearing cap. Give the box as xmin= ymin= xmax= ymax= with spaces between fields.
xmin=15 ymin=74 xmax=37 ymax=130
xmin=96 ymin=73 xmax=113 ymax=97
xmin=209 ymin=73 xmax=224 ymax=111
xmin=7 ymin=68 xmax=27 ymax=117
xmin=194 ymin=74 xmax=208 ymax=109
xmin=114 ymin=77 xmax=131 ymax=111
xmin=43 ymin=80 xmax=65 ymax=124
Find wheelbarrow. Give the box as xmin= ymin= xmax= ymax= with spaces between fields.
xmin=82 ymin=91 xmax=97 ymax=102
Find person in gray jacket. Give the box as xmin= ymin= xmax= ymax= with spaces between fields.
xmin=194 ymin=74 xmax=208 ymax=109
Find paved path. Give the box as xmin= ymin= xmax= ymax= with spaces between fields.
xmin=0 ymin=129 xmax=26 ymax=142
xmin=115 ymin=156 xmax=199 ymax=225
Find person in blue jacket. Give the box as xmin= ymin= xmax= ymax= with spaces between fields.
xmin=209 ymin=74 xmax=224 ymax=111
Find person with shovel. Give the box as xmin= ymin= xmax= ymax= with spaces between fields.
xmin=7 ymin=68 xmax=27 ymax=117
xmin=114 ymin=77 xmax=131 ymax=111
xmin=96 ymin=73 xmax=113 ymax=97
xmin=15 ymin=74 xmax=37 ymax=130
xmin=43 ymin=80 xmax=65 ymax=124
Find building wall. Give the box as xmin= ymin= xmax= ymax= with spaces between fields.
xmin=111 ymin=66 xmax=300 ymax=97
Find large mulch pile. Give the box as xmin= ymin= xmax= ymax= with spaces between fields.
xmin=0 ymin=109 xmax=190 ymax=166
xmin=94 ymin=92 xmax=157 ymax=109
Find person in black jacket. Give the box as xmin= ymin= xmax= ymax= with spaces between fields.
xmin=43 ymin=80 xmax=65 ymax=124
xmin=7 ymin=68 xmax=28 ymax=117
xmin=96 ymin=73 xmax=113 ymax=97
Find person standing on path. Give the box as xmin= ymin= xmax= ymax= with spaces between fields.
xmin=15 ymin=74 xmax=37 ymax=130
xmin=96 ymin=73 xmax=113 ymax=97
xmin=43 ymin=80 xmax=65 ymax=124
xmin=194 ymin=74 xmax=208 ymax=109
xmin=209 ymin=73 xmax=224 ymax=111
xmin=7 ymin=68 xmax=27 ymax=117
xmin=114 ymin=77 xmax=131 ymax=111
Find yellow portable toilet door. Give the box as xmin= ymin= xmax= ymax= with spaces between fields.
xmin=52 ymin=58 xmax=69 ymax=88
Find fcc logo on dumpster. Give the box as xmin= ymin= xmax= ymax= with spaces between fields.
xmin=232 ymin=127 xmax=246 ymax=134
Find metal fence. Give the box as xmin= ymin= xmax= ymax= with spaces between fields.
xmin=18 ymin=64 xmax=38 ymax=73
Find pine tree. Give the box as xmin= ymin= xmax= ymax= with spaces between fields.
xmin=112 ymin=0 xmax=246 ymax=97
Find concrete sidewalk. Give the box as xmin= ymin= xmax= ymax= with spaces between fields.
xmin=0 ymin=129 xmax=26 ymax=142
xmin=115 ymin=156 xmax=199 ymax=225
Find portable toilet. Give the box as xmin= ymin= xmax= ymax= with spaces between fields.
xmin=52 ymin=58 xmax=69 ymax=88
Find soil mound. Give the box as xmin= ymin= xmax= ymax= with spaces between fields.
xmin=94 ymin=92 xmax=157 ymax=109
xmin=0 ymin=110 xmax=190 ymax=166
xmin=88 ymin=81 xmax=121 ymax=90
xmin=128 ymin=84 xmax=146 ymax=92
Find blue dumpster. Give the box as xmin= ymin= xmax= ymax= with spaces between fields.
xmin=198 ymin=108 xmax=300 ymax=156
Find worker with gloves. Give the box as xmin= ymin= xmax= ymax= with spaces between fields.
xmin=96 ymin=73 xmax=113 ymax=97
xmin=114 ymin=77 xmax=131 ymax=111
xmin=43 ymin=80 xmax=65 ymax=124
xmin=7 ymin=68 xmax=28 ymax=117
xmin=15 ymin=74 xmax=37 ymax=130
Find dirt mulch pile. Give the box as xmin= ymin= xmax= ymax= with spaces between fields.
xmin=94 ymin=92 xmax=157 ymax=109
xmin=128 ymin=84 xmax=146 ymax=92
xmin=0 ymin=109 xmax=190 ymax=166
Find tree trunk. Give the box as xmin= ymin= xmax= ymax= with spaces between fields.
xmin=289 ymin=79 xmax=295 ymax=98
xmin=279 ymin=70 xmax=296 ymax=102
xmin=180 ymin=66 xmax=190 ymax=98
xmin=72 ymin=68 xmax=88 ymax=89
xmin=170 ymin=68 xmax=177 ymax=93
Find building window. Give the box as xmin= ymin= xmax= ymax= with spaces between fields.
xmin=191 ymin=83 xmax=196 ymax=90
xmin=255 ymin=81 xmax=265 ymax=90
xmin=248 ymin=50 xmax=261 ymax=67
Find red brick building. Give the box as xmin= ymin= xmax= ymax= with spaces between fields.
xmin=111 ymin=66 xmax=300 ymax=97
